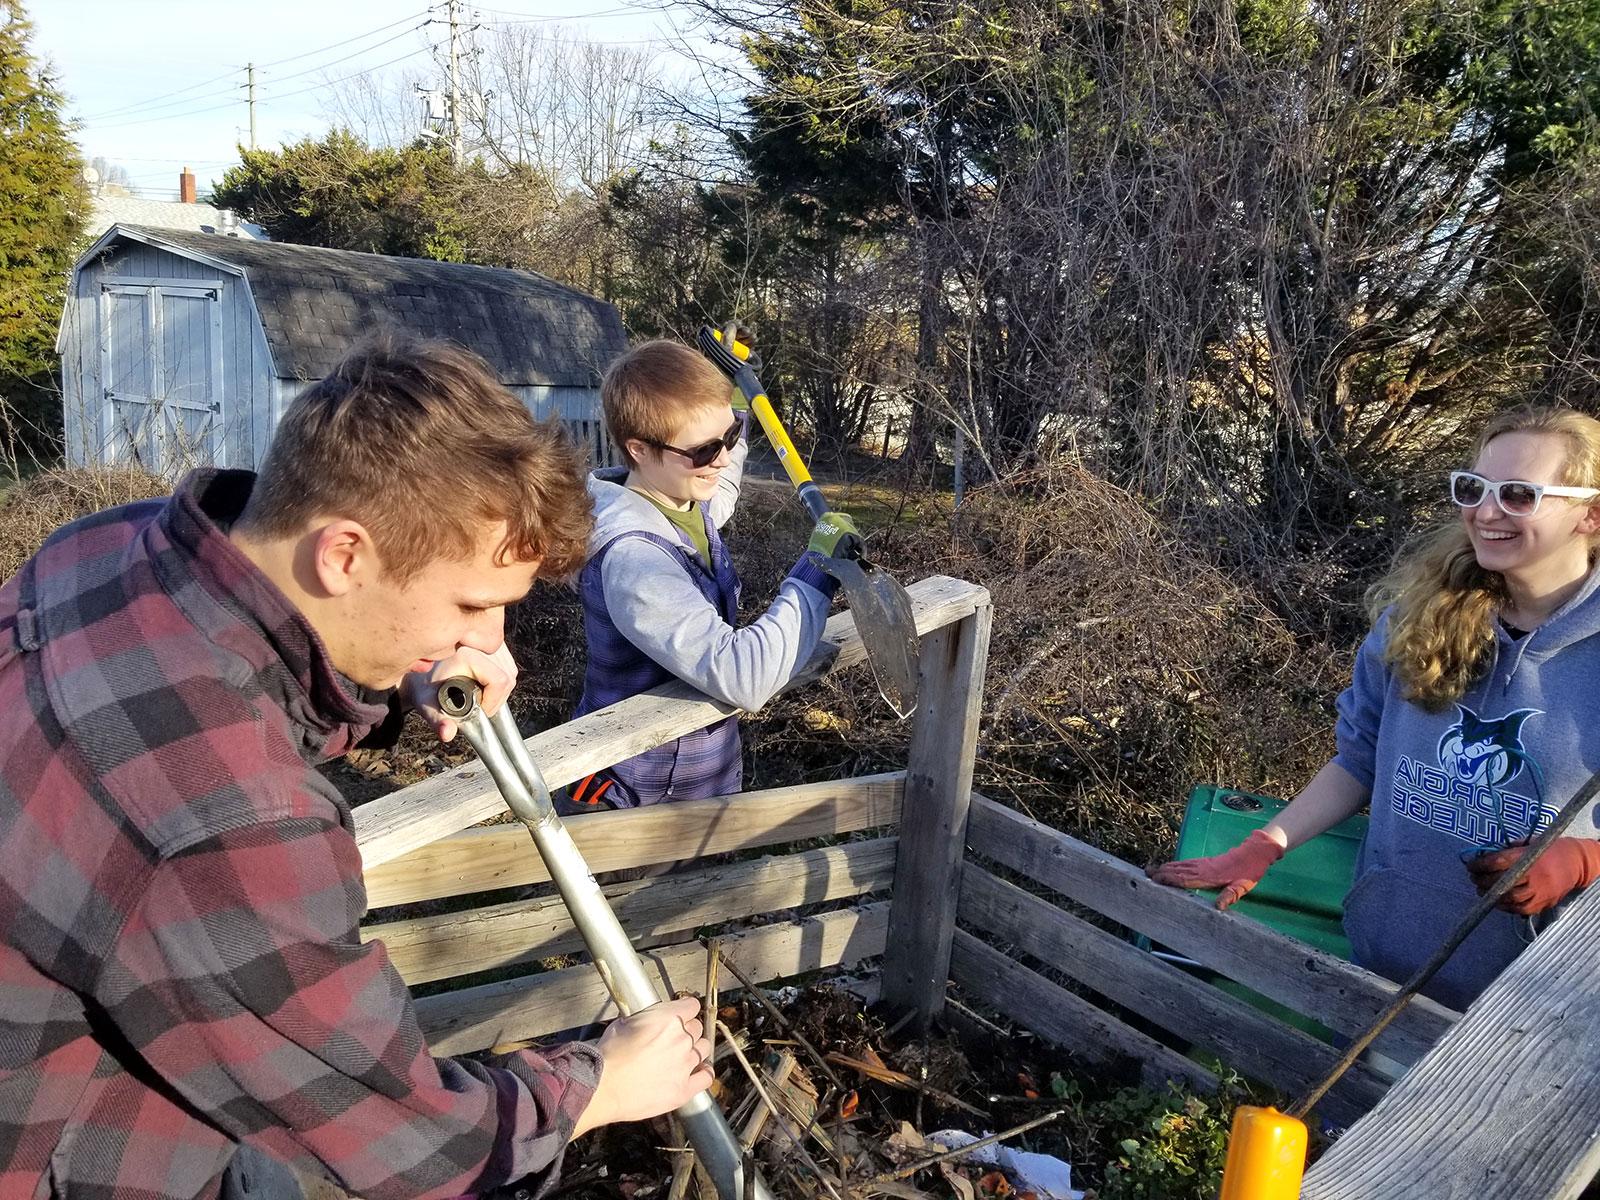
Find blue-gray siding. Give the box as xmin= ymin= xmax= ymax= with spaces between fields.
xmin=62 ymin=241 xmax=273 ymax=473
xmin=63 ymin=237 xmax=615 ymax=475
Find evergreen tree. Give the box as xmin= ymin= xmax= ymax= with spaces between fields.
xmin=0 ymin=0 xmax=86 ymax=458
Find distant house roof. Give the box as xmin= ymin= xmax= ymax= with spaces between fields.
xmin=87 ymin=195 xmax=268 ymax=241
xmin=106 ymin=226 xmax=629 ymax=388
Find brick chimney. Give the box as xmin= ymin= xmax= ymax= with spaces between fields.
xmin=179 ymin=167 xmax=196 ymax=204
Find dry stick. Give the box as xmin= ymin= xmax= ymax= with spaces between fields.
xmin=713 ymin=949 xmax=858 ymax=1160
xmin=869 ymin=1110 xmax=1066 ymax=1185
xmin=667 ymin=1118 xmax=697 ymax=1200
xmin=716 ymin=949 xmax=849 ymax=1094
xmin=705 ymin=937 xmax=721 ymax=1074
xmin=1289 ymin=760 xmax=1600 ymax=1120
xmin=945 ymin=996 xmax=1008 ymax=1040
xmin=717 ymin=1019 xmax=848 ymax=1200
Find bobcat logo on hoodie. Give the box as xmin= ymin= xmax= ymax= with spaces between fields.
xmin=1437 ymin=705 xmax=1541 ymax=790
xmin=1388 ymin=704 xmax=1552 ymax=847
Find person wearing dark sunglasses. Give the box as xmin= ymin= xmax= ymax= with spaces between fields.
xmin=568 ymin=338 xmax=860 ymax=813
xmin=1151 ymin=405 xmax=1600 ymax=1011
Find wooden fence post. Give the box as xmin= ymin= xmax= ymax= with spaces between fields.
xmin=879 ymin=601 xmax=993 ymax=1028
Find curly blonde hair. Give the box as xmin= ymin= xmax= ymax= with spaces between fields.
xmin=1368 ymin=406 xmax=1600 ymax=710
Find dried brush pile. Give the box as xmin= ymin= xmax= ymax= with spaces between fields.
xmin=727 ymin=468 xmax=1351 ymax=864
xmin=0 ymin=466 xmax=169 ymax=583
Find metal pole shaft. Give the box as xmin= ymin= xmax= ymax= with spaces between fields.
xmin=446 ymin=0 xmax=463 ymax=164
xmin=440 ymin=690 xmax=772 ymax=1200
xmin=246 ymin=64 xmax=256 ymax=150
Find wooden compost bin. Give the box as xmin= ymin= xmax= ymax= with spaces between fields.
xmin=354 ymin=573 xmax=1600 ymax=1199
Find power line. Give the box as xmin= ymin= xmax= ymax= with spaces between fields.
xmin=89 ymin=156 xmax=235 ymax=165
xmin=470 ymin=3 xmax=643 ymax=20
xmin=261 ymin=19 xmax=434 ymax=86
xmin=259 ymin=45 xmax=438 ymax=105
xmin=76 ymin=68 xmax=239 ymax=122
xmin=253 ymin=7 xmax=436 ymax=69
xmin=78 ymin=8 xmax=436 ymax=124
xmin=86 ymin=43 xmax=436 ymax=131
xmin=89 ymin=94 xmax=249 ymax=131
xmin=79 ymin=79 xmax=245 ymax=124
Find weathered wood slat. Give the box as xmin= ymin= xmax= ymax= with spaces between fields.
xmin=356 ymin=576 xmax=987 ymax=870
xmin=1302 ymin=881 xmax=1600 ymax=1200
xmin=370 ymin=838 xmax=898 ymax=985
xmin=415 ymin=903 xmax=890 ymax=1055
xmin=880 ymin=606 xmax=993 ymax=1025
xmin=966 ymin=797 xmax=1457 ymax=1066
xmin=363 ymin=773 xmax=904 ymax=910
xmin=948 ymin=929 xmax=1219 ymax=1095
xmin=957 ymin=867 xmax=1387 ymax=1127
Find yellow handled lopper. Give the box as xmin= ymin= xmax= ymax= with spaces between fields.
xmin=697 ymin=324 xmax=920 ymax=717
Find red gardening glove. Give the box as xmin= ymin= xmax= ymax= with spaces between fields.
xmin=1463 ymin=836 xmax=1600 ymax=915
xmin=1145 ymin=829 xmax=1285 ymax=910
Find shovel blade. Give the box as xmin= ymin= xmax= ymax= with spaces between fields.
xmin=823 ymin=556 xmax=920 ymax=718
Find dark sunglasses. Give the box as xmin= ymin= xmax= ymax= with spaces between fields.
xmin=646 ymin=419 xmax=742 ymax=469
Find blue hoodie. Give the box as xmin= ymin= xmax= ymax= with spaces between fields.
xmin=1335 ymin=567 xmax=1600 ymax=1010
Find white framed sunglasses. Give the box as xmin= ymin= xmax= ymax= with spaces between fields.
xmin=1449 ymin=470 xmax=1600 ymax=517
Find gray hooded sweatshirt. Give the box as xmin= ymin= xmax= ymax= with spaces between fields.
xmin=1335 ymin=567 xmax=1600 ymax=1010
xmin=574 ymin=431 xmax=834 ymax=807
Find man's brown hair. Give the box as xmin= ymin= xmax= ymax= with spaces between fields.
xmin=237 ymin=337 xmax=593 ymax=582
xmin=602 ymin=340 xmax=732 ymax=467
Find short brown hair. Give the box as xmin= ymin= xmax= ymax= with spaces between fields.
xmin=602 ymin=340 xmax=731 ymax=467
xmin=237 ymin=337 xmax=593 ymax=582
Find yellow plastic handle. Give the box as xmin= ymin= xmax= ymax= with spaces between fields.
xmin=1219 ymin=1106 xmax=1307 ymax=1200
xmin=713 ymin=327 xmax=754 ymax=363
xmin=751 ymin=394 xmax=813 ymax=489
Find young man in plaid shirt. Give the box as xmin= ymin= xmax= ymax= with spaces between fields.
xmin=0 ymin=340 xmax=712 ymax=1199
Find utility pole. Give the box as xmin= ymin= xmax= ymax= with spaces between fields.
xmin=446 ymin=0 xmax=463 ymax=164
xmin=245 ymin=63 xmax=256 ymax=150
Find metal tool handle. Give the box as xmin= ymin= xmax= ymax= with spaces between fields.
xmin=434 ymin=679 xmax=771 ymax=1200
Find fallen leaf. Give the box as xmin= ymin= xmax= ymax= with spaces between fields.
xmin=938 ymin=1163 xmax=977 ymax=1200
xmin=978 ymin=1170 xmax=1013 ymax=1198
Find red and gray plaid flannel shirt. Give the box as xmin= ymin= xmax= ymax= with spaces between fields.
xmin=0 ymin=470 xmax=600 ymax=1199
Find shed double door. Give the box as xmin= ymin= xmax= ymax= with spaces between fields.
xmin=100 ymin=282 xmax=225 ymax=478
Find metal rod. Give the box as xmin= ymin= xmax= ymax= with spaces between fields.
xmin=436 ymin=679 xmax=773 ymax=1200
xmin=1289 ymin=760 xmax=1600 ymax=1119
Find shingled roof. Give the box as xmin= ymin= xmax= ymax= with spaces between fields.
xmin=115 ymin=226 xmax=628 ymax=387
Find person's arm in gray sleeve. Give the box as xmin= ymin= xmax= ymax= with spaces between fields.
xmin=600 ymin=538 xmax=834 ymax=712
xmin=1333 ymin=614 xmax=1394 ymax=792
xmin=707 ymin=417 xmax=749 ymax=530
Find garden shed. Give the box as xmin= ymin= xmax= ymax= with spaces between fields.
xmin=57 ymin=224 xmax=627 ymax=479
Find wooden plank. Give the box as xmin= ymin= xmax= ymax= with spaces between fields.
xmin=949 ymin=929 xmax=1219 ymax=1095
xmin=880 ymin=606 xmax=994 ymax=1026
xmin=415 ymin=903 xmax=890 ymax=1055
xmin=356 ymin=575 xmax=988 ymax=870
xmin=958 ymin=867 xmax=1386 ymax=1127
xmin=966 ymin=796 xmax=1457 ymax=1066
xmin=1302 ymin=881 xmax=1600 ymax=1200
xmin=363 ymin=773 xmax=904 ymax=910
xmin=370 ymin=838 xmax=898 ymax=985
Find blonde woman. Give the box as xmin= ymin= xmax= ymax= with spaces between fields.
xmin=1150 ymin=407 xmax=1600 ymax=1009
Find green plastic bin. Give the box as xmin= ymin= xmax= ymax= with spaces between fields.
xmin=1149 ymin=784 xmax=1369 ymax=1040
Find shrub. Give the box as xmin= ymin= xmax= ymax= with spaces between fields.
xmin=725 ymin=467 xmax=1350 ymax=864
xmin=0 ymin=466 xmax=167 ymax=582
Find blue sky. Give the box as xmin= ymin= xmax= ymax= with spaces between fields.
xmin=33 ymin=0 xmax=696 ymax=200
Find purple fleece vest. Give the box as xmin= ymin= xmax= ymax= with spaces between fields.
xmin=575 ymin=503 xmax=743 ymax=807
